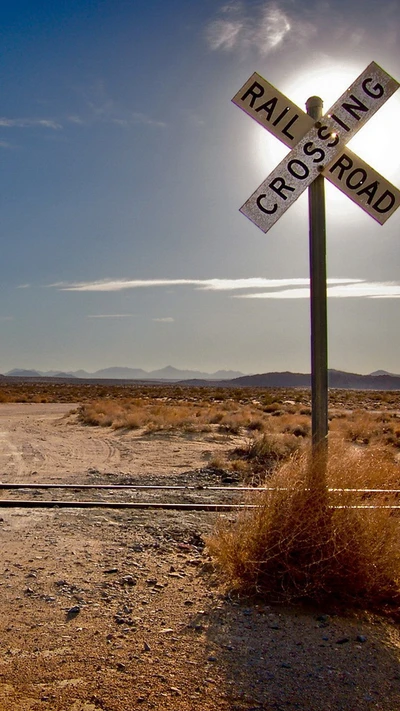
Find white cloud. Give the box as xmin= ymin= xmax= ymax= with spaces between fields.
xmin=153 ymin=317 xmax=174 ymax=323
xmin=46 ymin=276 xmax=400 ymax=300
xmin=206 ymin=20 xmax=244 ymax=50
xmin=51 ymin=277 xmax=361 ymax=292
xmin=87 ymin=313 xmax=138 ymax=318
xmin=52 ymin=278 xmax=200 ymax=292
xmin=255 ymin=5 xmax=291 ymax=51
xmin=237 ymin=282 xmax=400 ymax=299
xmin=0 ymin=118 xmax=61 ymax=129
xmin=0 ymin=316 xmax=13 ymax=321
xmin=73 ymin=80 xmax=166 ymax=129
xmin=205 ymin=2 xmax=312 ymax=55
xmin=67 ymin=115 xmax=85 ymax=125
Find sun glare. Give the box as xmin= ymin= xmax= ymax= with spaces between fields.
xmin=254 ymin=60 xmax=400 ymax=217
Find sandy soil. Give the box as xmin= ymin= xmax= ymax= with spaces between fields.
xmin=0 ymin=403 xmax=399 ymax=711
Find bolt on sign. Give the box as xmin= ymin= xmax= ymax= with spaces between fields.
xmin=232 ymin=61 xmax=400 ymax=231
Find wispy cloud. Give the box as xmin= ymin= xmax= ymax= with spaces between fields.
xmin=237 ymin=282 xmax=400 ymax=299
xmin=71 ymin=79 xmax=166 ymax=129
xmin=0 ymin=140 xmax=13 ymax=149
xmin=87 ymin=313 xmax=138 ymax=318
xmin=46 ymin=277 xmax=400 ymax=299
xmin=205 ymin=2 xmax=315 ymax=55
xmin=153 ymin=317 xmax=174 ymax=323
xmin=0 ymin=118 xmax=61 ymax=130
xmin=50 ymin=278 xmax=199 ymax=292
xmin=49 ymin=276 xmax=361 ymax=293
xmin=17 ymin=283 xmax=31 ymax=289
xmin=0 ymin=316 xmax=14 ymax=321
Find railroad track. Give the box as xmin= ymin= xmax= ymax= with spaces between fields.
xmin=0 ymin=482 xmax=398 ymax=510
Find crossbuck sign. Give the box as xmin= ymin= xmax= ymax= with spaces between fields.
xmin=233 ymin=62 xmax=400 ymax=461
xmin=233 ymin=62 xmax=400 ymax=232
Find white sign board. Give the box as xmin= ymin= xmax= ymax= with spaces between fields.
xmin=324 ymin=148 xmax=400 ymax=224
xmin=232 ymin=72 xmax=313 ymax=148
xmin=235 ymin=62 xmax=399 ymax=232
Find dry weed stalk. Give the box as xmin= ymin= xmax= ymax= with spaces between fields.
xmin=207 ymin=443 xmax=400 ymax=613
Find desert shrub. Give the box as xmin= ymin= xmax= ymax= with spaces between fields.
xmin=207 ymin=455 xmax=227 ymax=472
xmin=207 ymin=444 xmax=400 ymax=613
xmin=231 ymin=433 xmax=301 ymax=484
xmin=263 ymin=402 xmax=281 ymax=413
xmin=246 ymin=419 xmax=265 ymax=432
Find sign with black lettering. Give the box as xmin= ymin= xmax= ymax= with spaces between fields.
xmin=234 ymin=61 xmax=399 ymax=232
xmin=232 ymin=72 xmax=313 ymax=148
xmin=325 ymin=148 xmax=400 ymax=224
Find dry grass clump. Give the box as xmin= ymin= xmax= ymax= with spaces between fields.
xmin=207 ymin=444 xmax=400 ymax=613
xmin=330 ymin=409 xmax=400 ymax=449
xmin=230 ymin=433 xmax=302 ymax=484
xmin=78 ymin=397 xmax=273 ymax=435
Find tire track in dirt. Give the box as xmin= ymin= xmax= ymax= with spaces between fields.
xmin=0 ymin=404 xmax=244 ymax=486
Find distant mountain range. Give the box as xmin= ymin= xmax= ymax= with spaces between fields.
xmin=2 ymin=367 xmax=400 ymax=390
xmin=222 ymin=369 xmax=400 ymax=390
xmin=3 ymin=365 xmax=245 ymax=381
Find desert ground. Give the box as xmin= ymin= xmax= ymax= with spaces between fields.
xmin=0 ymin=384 xmax=399 ymax=710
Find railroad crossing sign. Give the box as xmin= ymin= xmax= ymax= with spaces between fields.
xmin=232 ymin=61 xmax=400 ymax=466
xmin=233 ymin=62 xmax=400 ymax=231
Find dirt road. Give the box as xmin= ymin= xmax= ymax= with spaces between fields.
xmin=0 ymin=404 xmax=399 ymax=711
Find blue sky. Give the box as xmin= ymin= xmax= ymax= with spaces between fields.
xmin=1 ymin=0 xmax=400 ymax=375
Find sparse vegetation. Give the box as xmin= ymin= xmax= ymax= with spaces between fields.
xmin=1 ymin=378 xmax=400 ymax=615
xmin=207 ymin=443 xmax=400 ymax=614
xmin=230 ymin=433 xmax=302 ymax=484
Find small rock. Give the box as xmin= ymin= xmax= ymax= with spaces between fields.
xmin=121 ymin=575 xmax=137 ymax=586
xmin=67 ymin=605 xmax=81 ymax=617
xmin=336 ymin=637 xmax=349 ymax=645
xmin=357 ymin=635 xmax=367 ymax=643
xmin=116 ymin=662 xmax=126 ymax=672
xmin=143 ymin=641 xmax=151 ymax=652
xmin=160 ymin=628 xmax=174 ymax=634
xmin=103 ymin=568 xmax=118 ymax=574
xmin=207 ymin=655 xmax=217 ymax=662
xmin=170 ymin=687 xmax=181 ymax=694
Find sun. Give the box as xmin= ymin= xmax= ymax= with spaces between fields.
xmin=253 ymin=59 xmax=400 ymax=214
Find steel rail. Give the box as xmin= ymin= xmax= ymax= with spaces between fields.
xmin=0 ymin=483 xmax=399 ymax=493
xmin=0 ymin=500 xmax=256 ymax=510
xmin=0 ymin=500 xmax=398 ymax=510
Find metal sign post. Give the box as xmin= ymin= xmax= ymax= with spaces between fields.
xmin=232 ymin=62 xmax=400 ymax=477
xmin=306 ymin=96 xmax=328 ymax=478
